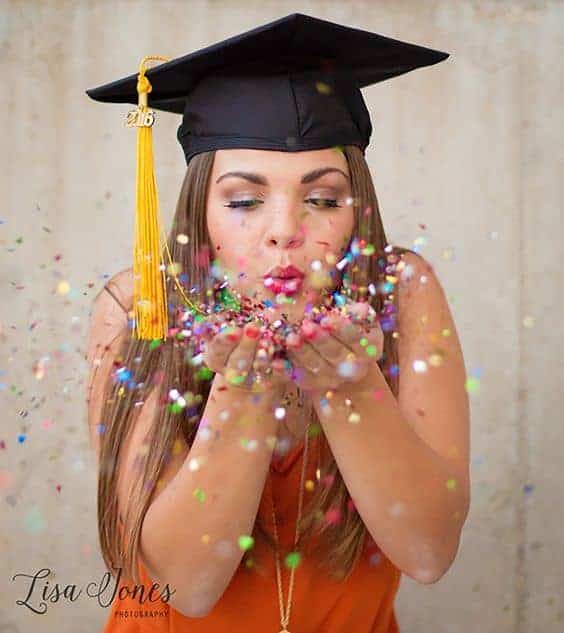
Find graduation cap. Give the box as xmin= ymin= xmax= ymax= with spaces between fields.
xmin=85 ymin=12 xmax=450 ymax=341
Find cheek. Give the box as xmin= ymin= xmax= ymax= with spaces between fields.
xmin=207 ymin=208 xmax=261 ymax=268
xmin=317 ymin=212 xmax=354 ymax=254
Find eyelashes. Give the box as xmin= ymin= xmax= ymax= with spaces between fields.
xmin=223 ymin=198 xmax=342 ymax=210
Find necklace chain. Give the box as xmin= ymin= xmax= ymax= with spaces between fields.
xmin=270 ymin=387 xmax=309 ymax=633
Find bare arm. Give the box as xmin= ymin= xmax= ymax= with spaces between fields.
xmin=87 ymin=275 xmax=285 ymax=617
xmin=139 ymin=373 xmax=280 ymax=617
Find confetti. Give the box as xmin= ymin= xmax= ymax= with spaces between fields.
xmin=25 ymin=506 xmax=45 ymax=534
xmin=193 ymin=488 xmax=206 ymax=503
xmin=238 ymin=535 xmax=254 ymax=551
xmin=285 ymin=551 xmax=302 ymax=569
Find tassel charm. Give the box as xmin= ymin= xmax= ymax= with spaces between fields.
xmin=125 ymin=55 xmax=171 ymax=341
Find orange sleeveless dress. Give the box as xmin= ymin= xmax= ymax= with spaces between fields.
xmin=101 ymin=433 xmax=402 ymax=633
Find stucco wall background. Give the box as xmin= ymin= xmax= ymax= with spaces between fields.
xmin=1 ymin=1 xmax=562 ymax=632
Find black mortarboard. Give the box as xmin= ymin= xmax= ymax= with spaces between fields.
xmin=86 ymin=12 xmax=449 ymax=164
xmin=85 ymin=12 xmax=450 ymax=341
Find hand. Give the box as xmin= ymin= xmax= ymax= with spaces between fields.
xmin=284 ymin=302 xmax=384 ymax=393
xmin=201 ymin=320 xmax=294 ymax=394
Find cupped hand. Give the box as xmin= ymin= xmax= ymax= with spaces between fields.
xmin=284 ymin=302 xmax=384 ymax=393
xmin=201 ymin=320 xmax=293 ymax=394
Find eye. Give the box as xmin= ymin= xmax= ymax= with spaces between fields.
xmin=223 ymin=198 xmax=342 ymax=211
xmin=223 ymin=199 xmax=264 ymax=210
xmin=305 ymin=198 xmax=341 ymax=208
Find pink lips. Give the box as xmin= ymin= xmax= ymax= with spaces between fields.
xmin=263 ymin=265 xmax=305 ymax=296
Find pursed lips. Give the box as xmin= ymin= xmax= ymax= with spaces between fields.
xmin=262 ymin=264 xmax=305 ymax=296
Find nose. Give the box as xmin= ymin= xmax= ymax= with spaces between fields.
xmin=265 ymin=208 xmax=305 ymax=250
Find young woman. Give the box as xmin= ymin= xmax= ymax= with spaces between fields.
xmin=86 ymin=144 xmax=470 ymax=632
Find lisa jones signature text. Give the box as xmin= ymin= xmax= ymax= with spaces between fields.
xmin=12 ymin=567 xmax=176 ymax=615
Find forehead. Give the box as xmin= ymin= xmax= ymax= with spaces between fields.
xmin=211 ymin=147 xmax=349 ymax=180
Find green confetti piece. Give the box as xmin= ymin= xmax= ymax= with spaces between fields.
xmin=359 ymin=337 xmax=368 ymax=347
xmin=25 ymin=506 xmax=45 ymax=534
xmin=219 ymin=287 xmax=240 ymax=310
xmin=465 ymin=377 xmax=480 ymax=394
xmin=365 ymin=344 xmax=378 ymax=357
xmin=239 ymin=535 xmax=254 ymax=551
xmin=228 ymin=374 xmax=246 ymax=386
xmin=306 ymin=423 xmax=322 ymax=439
xmin=196 ymin=366 xmax=214 ymax=381
xmin=285 ymin=551 xmax=301 ymax=569
xmin=168 ymin=402 xmax=184 ymax=414
xmin=446 ymin=478 xmax=457 ymax=491
xmin=193 ymin=488 xmax=206 ymax=503
xmin=149 ymin=339 xmax=163 ymax=351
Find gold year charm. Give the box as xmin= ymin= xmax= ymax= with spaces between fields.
xmin=125 ymin=107 xmax=155 ymax=128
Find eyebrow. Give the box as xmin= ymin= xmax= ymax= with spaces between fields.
xmin=215 ymin=166 xmax=350 ymax=186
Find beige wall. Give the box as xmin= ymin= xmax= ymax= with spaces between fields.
xmin=1 ymin=1 xmax=562 ymax=632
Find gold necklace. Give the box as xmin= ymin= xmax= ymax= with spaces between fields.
xmin=270 ymin=387 xmax=310 ymax=633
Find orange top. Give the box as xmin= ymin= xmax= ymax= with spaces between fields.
xmin=101 ymin=433 xmax=402 ymax=633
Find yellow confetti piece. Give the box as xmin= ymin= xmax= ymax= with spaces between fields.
xmin=446 ymin=478 xmax=457 ymax=491
xmin=166 ymin=261 xmax=183 ymax=276
xmin=57 ymin=280 xmax=70 ymax=295
xmin=428 ymin=352 xmax=444 ymax=367
xmin=316 ymin=81 xmax=332 ymax=95
xmin=265 ymin=435 xmax=278 ymax=451
xmin=522 ymin=315 xmax=534 ymax=328
xmin=348 ymin=412 xmax=361 ymax=424
xmin=172 ymin=438 xmax=184 ymax=456
xmin=201 ymin=534 xmax=211 ymax=545
xmin=447 ymin=445 xmax=460 ymax=459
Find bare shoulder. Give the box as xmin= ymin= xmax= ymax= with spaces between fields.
xmin=395 ymin=249 xmax=437 ymax=296
xmin=393 ymin=249 xmax=451 ymax=327
xmin=103 ymin=267 xmax=134 ymax=313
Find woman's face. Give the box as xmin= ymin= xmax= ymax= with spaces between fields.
xmin=206 ymin=148 xmax=354 ymax=323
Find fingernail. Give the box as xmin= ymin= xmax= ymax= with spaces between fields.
xmin=286 ymin=332 xmax=303 ymax=349
xmin=225 ymin=327 xmax=243 ymax=342
xmin=244 ymin=323 xmax=260 ymax=339
xmin=300 ymin=320 xmax=318 ymax=341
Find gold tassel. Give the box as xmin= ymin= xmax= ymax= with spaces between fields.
xmin=125 ymin=56 xmax=171 ymax=341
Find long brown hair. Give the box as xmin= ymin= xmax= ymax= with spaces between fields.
xmin=94 ymin=145 xmax=413 ymax=586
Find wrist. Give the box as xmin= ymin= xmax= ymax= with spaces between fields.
xmin=212 ymin=372 xmax=285 ymax=405
xmin=317 ymin=365 xmax=380 ymax=400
